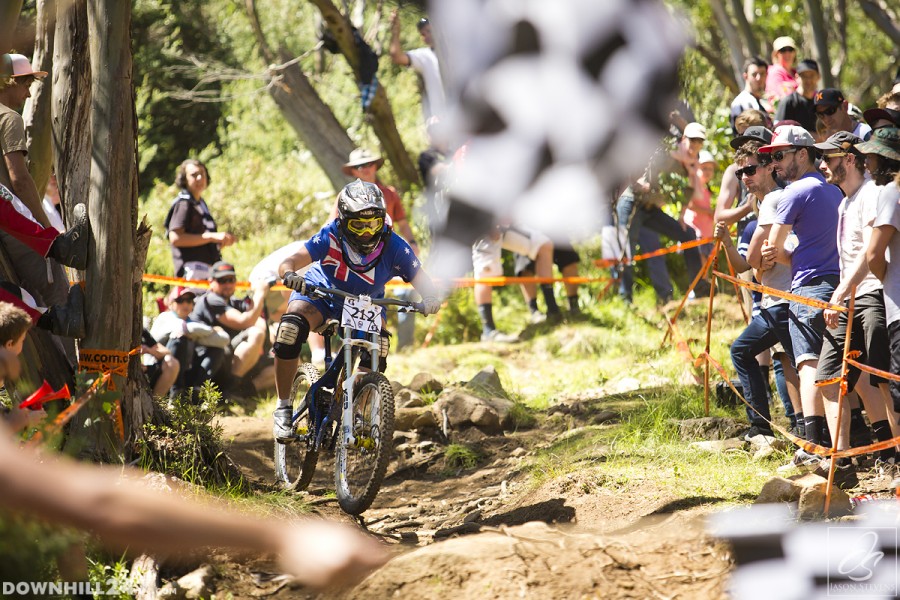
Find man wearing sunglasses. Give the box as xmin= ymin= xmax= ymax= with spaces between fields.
xmin=191 ymin=261 xmax=274 ymax=400
xmin=716 ymin=140 xmax=798 ymax=442
xmin=815 ymin=88 xmax=872 ymax=142
xmin=759 ymin=125 xmax=844 ymax=472
xmin=813 ymin=131 xmax=899 ymax=475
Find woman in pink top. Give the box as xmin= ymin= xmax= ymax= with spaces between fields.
xmin=766 ymin=36 xmax=799 ymax=105
xmin=684 ymin=150 xmax=716 ymax=260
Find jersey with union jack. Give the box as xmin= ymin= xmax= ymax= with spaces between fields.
xmin=302 ymin=220 xmax=420 ymax=304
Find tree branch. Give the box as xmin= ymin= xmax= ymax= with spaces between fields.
xmin=729 ymin=0 xmax=759 ymax=57
xmin=859 ymin=0 xmax=900 ymax=47
xmin=708 ymin=0 xmax=745 ymax=83
xmin=694 ymin=43 xmax=740 ymax=95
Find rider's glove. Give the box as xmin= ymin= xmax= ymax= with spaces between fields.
xmin=421 ymin=296 xmax=441 ymax=315
xmin=282 ymin=271 xmax=307 ymax=295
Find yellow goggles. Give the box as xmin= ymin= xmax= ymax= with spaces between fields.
xmin=346 ymin=217 xmax=384 ymax=235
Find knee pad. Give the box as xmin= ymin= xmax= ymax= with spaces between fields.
xmin=273 ymin=314 xmax=309 ymax=360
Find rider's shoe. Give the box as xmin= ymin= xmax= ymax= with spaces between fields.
xmin=48 ymin=203 xmax=89 ymax=270
xmin=273 ymin=406 xmax=294 ymax=443
xmin=43 ymin=284 xmax=85 ymax=338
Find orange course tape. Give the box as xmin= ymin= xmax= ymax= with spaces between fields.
xmin=28 ymin=374 xmax=109 ymax=445
xmin=594 ymin=237 xmax=715 ymax=268
xmin=712 ymin=270 xmax=847 ymax=312
xmin=703 ymin=351 xmax=900 ymax=460
xmin=142 ymin=273 xmax=609 ymax=290
xmin=78 ymin=347 xmax=140 ymax=391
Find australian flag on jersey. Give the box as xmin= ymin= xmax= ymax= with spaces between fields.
xmin=303 ymin=220 xmax=420 ymax=303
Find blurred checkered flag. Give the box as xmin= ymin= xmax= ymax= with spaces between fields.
xmin=426 ymin=0 xmax=689 ymax=278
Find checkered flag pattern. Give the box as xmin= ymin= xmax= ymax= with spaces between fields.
xmin=710 ymin=502 xmax=900 ymax=599
xmin=426 ymin=0 xmax=690 ymax=278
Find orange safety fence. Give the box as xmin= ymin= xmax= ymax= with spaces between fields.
xmin=28 ymin=373 xmax=110 ymax=446
xmin=712 ymin=270 xmax=848 ymax=312
xmin=142 ymin=272 xmax=611 ymax=291
xmin=593 ymin=237 xmax=715 ymax=268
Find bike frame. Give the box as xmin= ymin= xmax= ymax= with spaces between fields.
xmin=293 ymin=286 xmax=417 ymax=452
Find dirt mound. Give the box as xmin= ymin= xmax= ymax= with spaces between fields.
xmin=348 ymin=519 xmax=728 ymax=600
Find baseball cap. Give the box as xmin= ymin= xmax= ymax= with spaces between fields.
xmin=730 ymin=126 xmax=774 ymax=149
xmin=1 ymin=53 xmax=48 ymax=79
xmin=172 ymin=286 xmax=197 ymax=302
xmin=683 ymin=122 xmax=706 ymax=140
xmin=796 ymin=59 xmax=819 ymax=74
xmin=341 ymin=148 xmax=384 ymax=176
xmin=758 ymin=125 xmax=815 ymax=153
xmin=813 ymin=131 xmax=862 ymax=154
xmin=773 ymin=36 xmax=797 ymax=52
xmin=210 ymin=261 xmax=237 ymax=280
xmin=855 ymin=127 xmax=900 ymax=161
xmin=698 ymin=150 xmax=715 ymax=165
xmin=814 ymin=88 xmax=845 ymax=107
xmin=864 ymin=107 xmax=900 ymax=129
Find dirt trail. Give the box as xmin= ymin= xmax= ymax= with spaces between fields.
xmin=214 ymin=408 xmax=732 ymax=599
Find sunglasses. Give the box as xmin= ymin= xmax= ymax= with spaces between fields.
xmin=354 ymin=162 xmax=378 ymax=170
xmin=779 ymin=47 xmax=796 ymax=53
xmin=772 ymin=149 xmax=798 ymax=162
xmin=175 ymin=297 xmax=195 ymax=304
xmin=346 ymin=216 xmax=384 ymax=236
xmin=215 ymin=276 xmax=236 ymax=284
xmin=822 ymin=152 xmax=849 ymax=162
xmin=735 ymin=164 xmax=760 ymax=178
xmin=816 ymin=105 xmax=840 ymax=117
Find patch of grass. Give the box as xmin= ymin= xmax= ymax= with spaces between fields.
xmin=508 ymin=401 xmax=537 ymax=430
xmin=419 ymin=390 xmax=440 ymax=405
xmin=136 ymin=382 xmax=247 ymax=493
xmin=444 ymin=443 xmax=482 ymax=470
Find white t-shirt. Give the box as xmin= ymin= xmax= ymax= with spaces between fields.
xmin=249 ymin=241 xmax=309 ymax=284
xmin=873 ymin=182 xmax=900 ymax=325
xmin=42 ymin=197 xmax=65 ymax=233
xmin=853 ymin=121 xmax=873 ymax=141
xmin=837 ymin=177 xmax=882 ymax=298
xmin=756 ymin=188 xmax=793 ymax=307
xmin=407 ymin=47 xmax=446 ymax=123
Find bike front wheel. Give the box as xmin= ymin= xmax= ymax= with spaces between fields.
xmin=335 ymin=371 xmax=395 ymax=515
xmin=274 ymin=362 xmax=321 ymax=490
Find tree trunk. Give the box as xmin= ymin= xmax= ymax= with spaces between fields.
xmin=708 ymin=0 xmax=745 ymax=84
xmin=245 ymin=0 xmax=355 ymax=191
xmin=832 ymin=0 xmax=847 ymax=84
xmin=309 ymin=0 xmax=420 ymax=191
xmin=79 ymin=0 xmax=141 ymax=458
xmin=804 ymin=0 xmax=834 ymax=88
xmin=729 ymin=0 xmax=759 ymax=57
xmin=859 ymin=0 xmax=900 ymax=47
xmin=23 ymin=0 xmax=55 ymax=197
xmin=52 ymin=0 xmax=92 ymax=216
xmin=0 ymin=0 xmax=24 ymax=54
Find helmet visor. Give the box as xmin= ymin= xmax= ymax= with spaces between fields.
xmin=346 ymin=216 xmax=384 ymax=236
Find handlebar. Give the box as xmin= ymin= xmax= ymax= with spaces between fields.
xmin=305 ymin=283 xmax=425 ymax=314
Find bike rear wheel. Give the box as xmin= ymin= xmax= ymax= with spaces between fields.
xmin=274 ymin=362 xmax=321 ymax=490
xmin=335 ymin=371 xmax=395 ymax=515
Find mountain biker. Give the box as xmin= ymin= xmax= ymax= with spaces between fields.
xmin=272 ymin=180 xmax=441 ymax=441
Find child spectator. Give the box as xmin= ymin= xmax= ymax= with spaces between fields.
xmin=0 ymin=302 xmax=46 ymax=432
xmin=685 ymin=150 xmax=717 ymax=261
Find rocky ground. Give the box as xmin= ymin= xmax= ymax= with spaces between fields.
xmin=147 ymin=367 xmax=899 ymax=599
xmin=201 ymin=369 xmax=733 ymax=599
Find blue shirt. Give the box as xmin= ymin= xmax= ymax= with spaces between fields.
xmin=774 ymin=171 xmax=841 ymax=289
xmin=302 ymin=220 xmax=420 ymax=305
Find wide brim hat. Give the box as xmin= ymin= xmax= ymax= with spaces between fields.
xmin=341 ymin=148 xmax=385 ymax=176
xmin=855 ymin=127 xmax=900 ymax=161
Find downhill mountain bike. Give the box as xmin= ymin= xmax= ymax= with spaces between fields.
xmin=273 ymin=283 xmax=424 ymax=515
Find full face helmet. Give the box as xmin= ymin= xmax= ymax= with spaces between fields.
xmin=337 ymin=179 xmax=388 ymax=255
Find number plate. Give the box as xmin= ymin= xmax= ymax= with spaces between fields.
xmin=341 ymin=295 xmax=380 ymax=333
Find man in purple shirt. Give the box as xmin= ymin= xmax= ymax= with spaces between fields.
xmin=759 ymin=125 xmax=843 ymax=474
